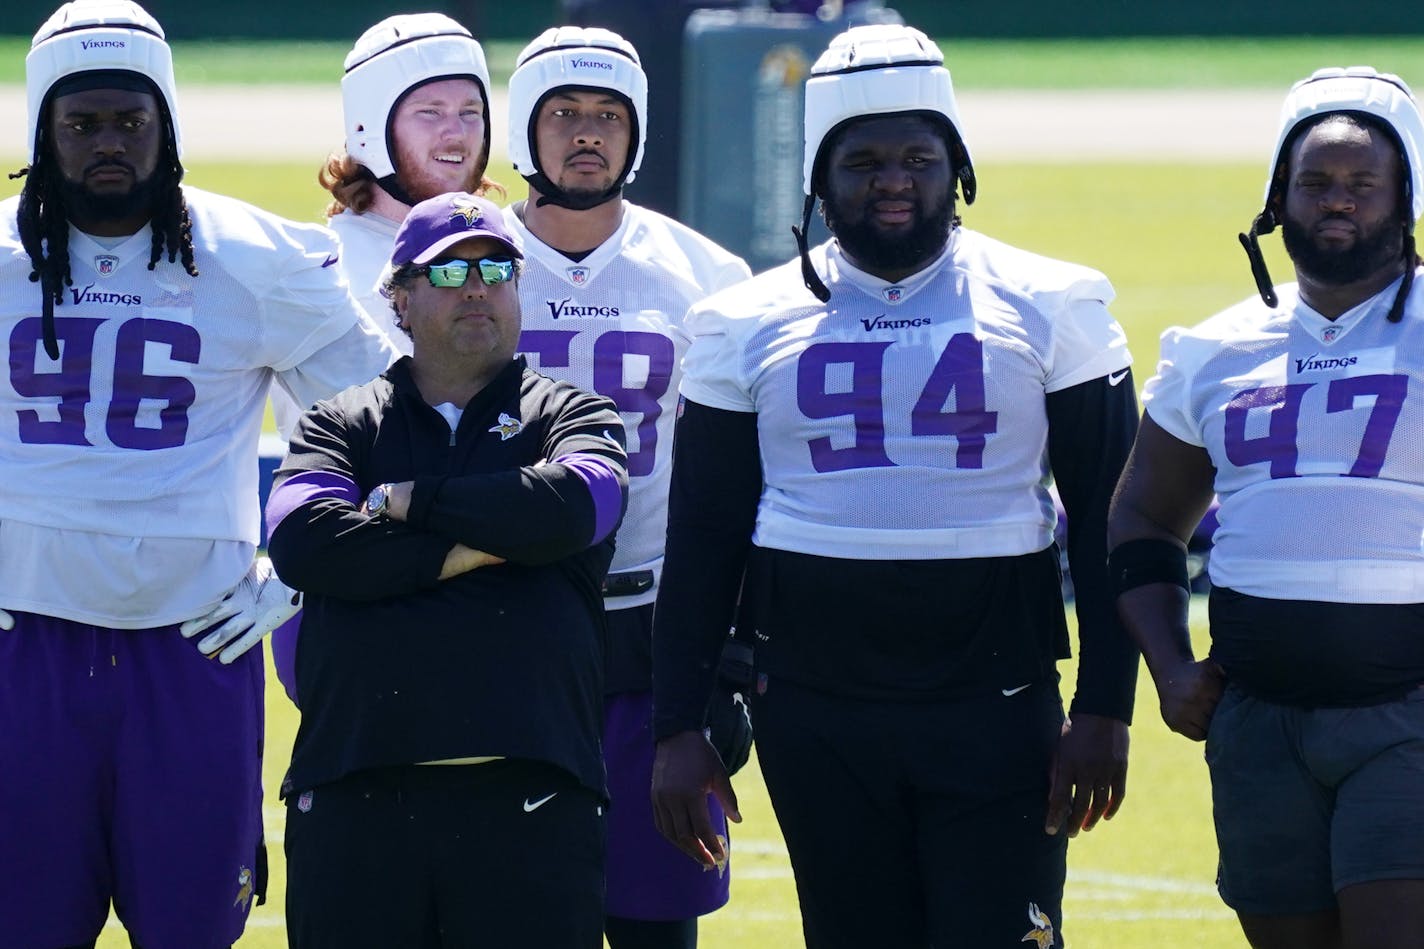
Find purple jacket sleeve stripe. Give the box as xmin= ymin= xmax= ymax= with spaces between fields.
xmin=267 ymin=470 xmax=361 ymax=537
xmin=554 ymin=452 xmax=625 ymax=545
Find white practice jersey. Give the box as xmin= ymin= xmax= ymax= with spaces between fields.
xmin=272 ymin=208 xmax=405 ymax=438
xmin=327 ymin=208 xmax=406 ymax=351
xmin=682 ymin=229 xmax=1129 ymax=561
xmin=0 ymin=187 xmax=396 ymax=627
xmin=506 ymin=202 xmax=751 ymax=609
xmin=1144 ymin=275 xmax=1424 ymax=603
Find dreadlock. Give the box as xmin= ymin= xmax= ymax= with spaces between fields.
xmin=10 ymin=111 xmax=197 ymax=360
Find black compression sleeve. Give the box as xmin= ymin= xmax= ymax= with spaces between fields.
xmin=1046 ymin=370 xmax=1142 ymax=724
xmin=652 ymin=400 xmax=762 ymax=739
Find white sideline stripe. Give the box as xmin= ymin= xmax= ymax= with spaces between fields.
xmin=1071 ymin=909 xmax=1238 ymax=921
xmin=1070 ymin=869 xmax=1219 ymax=897
xmin=0 ymin=86 xmax=1278 ymax=162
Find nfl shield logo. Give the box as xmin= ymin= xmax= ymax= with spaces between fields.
xmin=95 ymin=255 xmax=119 ymax=276
xmin=1323 ymin=325 xmax=1340 ymax=342
xmin=567 ymin=266 xmax=590 ymax=286
xmin=882 ymin=286 xmax=904 ymax=303
xmin=297 ymin=790 xmax=314 ymax=813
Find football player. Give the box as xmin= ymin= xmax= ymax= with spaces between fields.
xmin=319 ymin=12 xmax=497 ymax=341
xmin=650 ymin=24 xmax=1140 ymax=947
xmin=0 ymin=3 xmax=394 ymax=948
xmin=503 ymin=27 xmax=751 ymax=949
xmin=1111 ymin=67 xmax=1424 ymax=949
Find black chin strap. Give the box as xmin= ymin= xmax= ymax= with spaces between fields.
xmin=1238 ymin=209 xmax=1281 ymax=309
xmin=792 ymin=193 xmax=831 ymax=303
xmin=377 ymin=174 xmax=416 ymax=208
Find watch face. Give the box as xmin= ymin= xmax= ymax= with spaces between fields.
xmin=366 ymin=484 xmax=388 ymax=515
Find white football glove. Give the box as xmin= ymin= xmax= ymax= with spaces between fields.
xmin=180 ymin=557 xmax=301 ymax=664
xmin=0 ymin=609 xmax=13 ymax=631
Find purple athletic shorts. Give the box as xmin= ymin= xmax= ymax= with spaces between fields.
xmin=0 ymin=612 xmax=265 ymax=949
xmin=604 ymin=690 xmax=731 ymax=920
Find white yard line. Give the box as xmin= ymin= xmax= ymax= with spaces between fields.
xmin=0 ymin=85 xmax=1279 ymax=162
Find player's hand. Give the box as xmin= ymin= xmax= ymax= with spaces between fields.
xmin=179 ymin=557 xmax=302 ymax=664
xmin=0 ymin=609 xmax=13 ymax=631
xmin=1046 ymin=712 xmax=1129 ymax=837
xmin=652 ymin=729 xmax=742 ymax=869
xmin=705 ymin=687 xmax=754 ymax=777
xmin=1154 ymin=657 xmax=1226 ymax=741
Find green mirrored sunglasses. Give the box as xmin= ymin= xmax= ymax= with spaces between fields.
xmin=415 ymin=257 xmax=516 ymax=288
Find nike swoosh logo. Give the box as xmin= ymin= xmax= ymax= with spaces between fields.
xmin=1002 ymin=684 xmax=1032 ymax=697
xmin=523 ymin=792 xmax=558 ymax=813
xmin=1107 ymin=369 xmax=1129 ymax=386
xmin=321 ymin=254 xmax=339 ymax=268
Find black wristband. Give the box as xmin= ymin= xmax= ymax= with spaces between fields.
xmin=1108 ymin=537 xmax=1189 ymax=595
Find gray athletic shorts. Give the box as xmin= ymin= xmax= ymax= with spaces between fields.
xmin=1207 ymin=683 xmax=1424 ymax=914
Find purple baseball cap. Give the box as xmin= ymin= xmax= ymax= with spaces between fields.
xmin=391 ymin=191 xmax=523 ymax=268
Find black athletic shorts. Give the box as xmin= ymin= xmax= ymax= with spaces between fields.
xmin=285 ymin=759 xmax=604 ymax=948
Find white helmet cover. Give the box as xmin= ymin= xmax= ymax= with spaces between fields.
xmin=342 ymin=13 xmax=491 ymax=181
xmin=26 ymin=0 xmax=180 ymax=162
xmin=1262 ymin=66 xmax=1424 ymax=224
xmin=802 ymin=24 xmax=973 ymax=203
xmin=507 ymin=26 xmax=648 ymax=192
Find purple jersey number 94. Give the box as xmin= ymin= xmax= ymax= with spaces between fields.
xmin=797 ymin=332 xmax=999 ymax=473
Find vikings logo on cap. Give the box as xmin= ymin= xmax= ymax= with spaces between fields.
xmin=449 ymin=193 xmax=485 ymax=227
xmin=391 ymin=191 xmax=523 ymax=269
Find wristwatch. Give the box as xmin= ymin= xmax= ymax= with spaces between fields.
xmin=365 ymin=483 xmax=391 ymax=518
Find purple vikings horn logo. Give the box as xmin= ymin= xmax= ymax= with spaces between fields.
xmin=448 ymin=194 xmax=485 ymax=226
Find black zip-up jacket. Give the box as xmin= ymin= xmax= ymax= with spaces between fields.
xmin=268 ymin=356 xmax=628 ymax=797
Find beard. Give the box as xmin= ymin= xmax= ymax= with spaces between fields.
xmin=824 ymin=194 xmax=955 ymax=273
xmin=1281 ymin=209 xmax=1405 ymax=286
xmin=394 ymin=146 xmax=486 ymax=204
xmin=58 ymin=162 xmax=160 ymax=225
